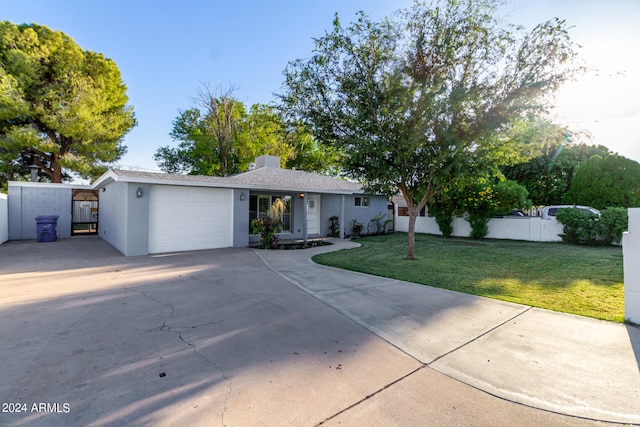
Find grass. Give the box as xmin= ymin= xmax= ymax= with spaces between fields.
xmin=313 ymin=233 xmax=624 ymax=322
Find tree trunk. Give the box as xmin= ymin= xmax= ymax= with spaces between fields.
xmin=220 ymin=151 xmax=228 ymax=176
xmin=51 ymin=160 xmax=62 ymax=183
xmin=33 ymin=151 xmax=59 ymax=183
xmin=51 ymin=134 xmax=68 ymax=183
xmin=407 ymin=208 xmax=417 ymax=260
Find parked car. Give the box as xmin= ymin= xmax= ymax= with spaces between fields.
xmin=541 ymin=205 xmax=601 ymax=220
xmin=496 ymin=209 xmax=527 ymax=218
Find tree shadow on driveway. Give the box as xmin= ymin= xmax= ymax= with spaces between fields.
xmin=0 ymin=239 xmax=419 ymax=426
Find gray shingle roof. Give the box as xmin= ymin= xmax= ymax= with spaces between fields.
xmin=97 ymin=167 xmax=365 ymax=194
xmin=110 ymin=169 xmax=228 ymax=184
xmin=227 ymin=167 xmax=363 ymax=193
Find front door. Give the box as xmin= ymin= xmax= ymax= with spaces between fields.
xmin=307 ymin=194 xmax=320 ymax=235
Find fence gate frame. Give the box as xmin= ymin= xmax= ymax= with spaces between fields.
xmin=71 ymin=189 xmax=99 ymax=235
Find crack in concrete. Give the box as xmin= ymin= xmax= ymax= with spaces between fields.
xmin=317 ymin=307 xmax=535 ymax=426
xmin=316 ymin=365 xmax=426 ymax=426
xmin=125 ymin=286 xmax=233 ymax=427
xmin=426 ymin=306 xmax=533 ymax=366
xmin=171 ymin=328 xmax=233 ymax=427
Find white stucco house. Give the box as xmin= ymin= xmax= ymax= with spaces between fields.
xmin=7 ymin=156 xmax=388 ymax=256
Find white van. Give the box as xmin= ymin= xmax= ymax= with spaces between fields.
xmin=541 ymin=205 xmax=601 ymax=220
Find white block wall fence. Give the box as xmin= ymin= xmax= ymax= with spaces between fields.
xmin=623 ymin=208 xmax=640 ymax=324
xmin=0 ymin=193 xmax=7 ymax=244
xmin=394 ymin=207 xmax=564 ymax=242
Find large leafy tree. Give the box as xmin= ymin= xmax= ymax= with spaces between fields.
xmin=501 ymin=119 xmax=611 ymax=205
xmin=237 ymin=104 xmax=340 ymax=173
xmin=279 ymin=0 xmax=580 ymax=259
xmin=155 ymin=85 xmax=339 ymax=175
xmin=155 ymin=86 xmax=246 ymax=176
xmin=0 ymin=22 xmax=136 ymax=183
xmin=280 ymin=122 xmax=342 ymax=175
xmin=564 ymin=154 xmax=640 ymax=209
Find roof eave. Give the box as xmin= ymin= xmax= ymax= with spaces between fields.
xmin=244 ymin=184 xmax=364 ymax=195
xmin=91 ymin=169 xmax=373 ymax=195
xmin=93 ymin=174 xmax=248 ymax=190
xmin=91 ymin=169 xmax=119 ymax=189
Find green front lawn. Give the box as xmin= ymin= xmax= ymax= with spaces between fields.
xmin=313 ymin=233 xmax=624 ymax=322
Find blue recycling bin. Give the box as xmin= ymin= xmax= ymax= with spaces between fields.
xmin=35 ymin=215 xmax=59 ymax=242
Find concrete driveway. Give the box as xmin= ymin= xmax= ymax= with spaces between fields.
xmin=0 ymin=237 xmax=637 ymax=426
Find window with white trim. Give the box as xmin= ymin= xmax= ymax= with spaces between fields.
xmin=354 ymin=196 xmax=369 ymax=207
xmin=249 ymin=194 xmax=292 ymax=233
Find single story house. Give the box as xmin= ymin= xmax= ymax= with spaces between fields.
xmin=90 ymin=155 xmax=387 ymax=256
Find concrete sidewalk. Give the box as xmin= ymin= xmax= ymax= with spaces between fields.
xmin=256 ymin=239 xmax=640 ymax=425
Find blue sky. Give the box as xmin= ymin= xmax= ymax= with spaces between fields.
xmin=4 ymin=0 xmax=640 ymax=174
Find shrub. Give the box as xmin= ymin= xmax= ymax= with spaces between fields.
xmin=435 ymin=210 xmax=454 ymax=237
xmin=369 ymin=212 xmax=392 ymax=235
xmin=251 ymin=217 xmax=280 ymax=249
xmin=428 ymin=203 xmax=454 ymax=237
xmin=352 ymin=219 xmax=364 ymax=237
xmin=599 ymin=207 xmax=628 ymax=244
xmin=329 ymin=215 xmax=341 ymax=237
xmin=462 ymin=178 xmax=529 ymax=239
xmin=556 ymin=207 xmax=628 ymax=245
xmin=251 ymin=197 xmax=286 ymax=249
xmin=555 ymin=208 xmax=598 ymax=244
xmin=467 ymin=214 xmax=490 ymax=240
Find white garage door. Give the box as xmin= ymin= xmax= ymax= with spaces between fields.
xmin=148 ymin=185 xmax=233 ymax=253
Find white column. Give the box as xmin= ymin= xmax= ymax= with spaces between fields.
xmin=302 ymin=193 xmax=308 ymax=244
xmin=340 ymin=195 xmax=345 ymax=239
xmin=623 ymin=208 xmax=640 ymax=324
